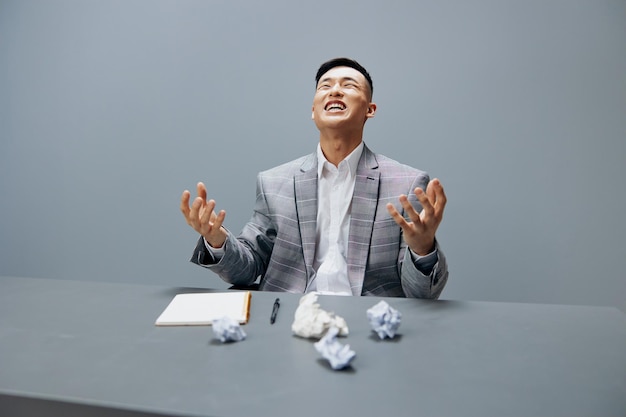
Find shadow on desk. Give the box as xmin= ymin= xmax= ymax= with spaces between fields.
xmin=158 ymin=284 xmax=259 ymax=298
xmin=228 ymin=283 xmax=260 ymax=291
xmin=0 ymin=393 xmax=171 ymax=417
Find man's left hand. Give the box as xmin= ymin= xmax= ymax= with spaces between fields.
xmin=386 ymin=178 xmax=447 ymax=256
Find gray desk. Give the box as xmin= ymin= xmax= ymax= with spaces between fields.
xmin=1 ymin=276 xmax=625 ymax=417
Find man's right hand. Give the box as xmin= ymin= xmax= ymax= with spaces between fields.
xmin=180 ymin=182 xmax=227 ymax=248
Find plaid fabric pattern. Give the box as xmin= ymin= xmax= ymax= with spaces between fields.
xmin=192 ymin=145 xmax=448 ymax=298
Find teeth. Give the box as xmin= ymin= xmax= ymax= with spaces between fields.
xmin=326 ymin=102 xmax=346 ymax=111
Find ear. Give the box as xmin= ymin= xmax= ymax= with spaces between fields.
xmin=311 ymin=104 xmax=315 ymax=120
xmin=366 ymin=103 xmax=377 ymax=119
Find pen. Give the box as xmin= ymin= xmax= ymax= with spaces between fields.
xmin=270 ymin=298 xmax=280 ymax=324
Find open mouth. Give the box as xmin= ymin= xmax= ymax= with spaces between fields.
xmin=325 ymin=101 xmax=346 ymax=112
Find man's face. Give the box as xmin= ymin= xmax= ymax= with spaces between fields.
xmin=312 ymin=66 xmax=376 ymax=131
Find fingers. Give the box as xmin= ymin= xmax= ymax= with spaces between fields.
xmin=197 ymin=182 xmax=207 ymax=201
xmin=397 ymin=193 xmax=421 ymax=224
xmin=181 ymin=183 xmax=225 ymax=237
xmin=415 ymin=179 xmax=448 ymax=217
xmin=199 ymin=199 xmax=216 ymax=225
xmin=201 ymin=201 xmax=226 ymax=232
xmin=180 ymin=190 xmax=191 ymax=220
xmin=426 ymin=178 xmax=447 ymax=218
xmin=213 ymin=209 xmax=226 ymax=230
xmin=189 ymin=196 xmax=204 ymax=229
xmin=390 ymin=179 xmax=447 ymax=228
xmin=413 ymin=187 xmax=434 ymax=220
xmin=387 ymin=202 xmax=409 ymax=229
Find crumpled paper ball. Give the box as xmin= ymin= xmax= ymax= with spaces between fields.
xmin=212 ymin=316 xmax=247 ymax=343
xmin=314 ymin=326 xmax=356 ymax=370
xmin=366 ymin=300 xmax=402 ymax=339
xmin=291 ymin=292 xmax=349 ymax=339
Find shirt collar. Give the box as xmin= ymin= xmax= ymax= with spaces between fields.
xmin=316 ymin=142 xmax=364 ymax=179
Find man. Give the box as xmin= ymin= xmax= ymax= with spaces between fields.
xmin=180 ymin=57 xmax=448 ymax=298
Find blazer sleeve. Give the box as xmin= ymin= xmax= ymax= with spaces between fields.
xmin=400 ymin=240 xmax=449 ymax=299
xmin=190 ymin=174 xmax=276 ymax=287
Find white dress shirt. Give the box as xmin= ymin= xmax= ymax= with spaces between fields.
xmin=306 ymin=142 xmax=364 ymax=295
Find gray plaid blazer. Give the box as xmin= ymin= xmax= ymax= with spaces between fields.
xmin=191 ymin=144 xmax=448 ymax=298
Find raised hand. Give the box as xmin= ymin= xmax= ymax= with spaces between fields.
xmin=386 ymin=178 xmax=447 ymax=256
xmin=180 ymin=182 xmax=227 ymax=248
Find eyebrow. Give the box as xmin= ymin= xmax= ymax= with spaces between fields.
xmin=317 ymin=76 xmax=361 ymax=86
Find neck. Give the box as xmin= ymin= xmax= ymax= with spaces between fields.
xmin=319 ymin=131 xmax=363 ymax=166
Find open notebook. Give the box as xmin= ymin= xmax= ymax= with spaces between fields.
xmin=155 ymin=291 xmax=252 ymax=326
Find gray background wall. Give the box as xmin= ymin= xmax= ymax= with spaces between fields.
xmin=1 ymin=0 xmax=625 ymax=312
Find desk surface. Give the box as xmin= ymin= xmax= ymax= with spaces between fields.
xmin=1 ymin=276 xmax=625 ymax=417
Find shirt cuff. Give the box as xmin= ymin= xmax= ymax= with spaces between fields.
xmin=203 ymin=238 xmax=225 ymax=263
xmin=409 ymin=247 xmax=438 ymax=275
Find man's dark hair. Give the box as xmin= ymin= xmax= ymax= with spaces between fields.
xmin=315 ymin=57 xmax=373 ymax=98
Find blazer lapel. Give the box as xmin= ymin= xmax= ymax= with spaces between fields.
xmin=294 ymin=153 xmax=318 ymax=279
xmin=347 ymin=146 xmax=380 ymax=295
